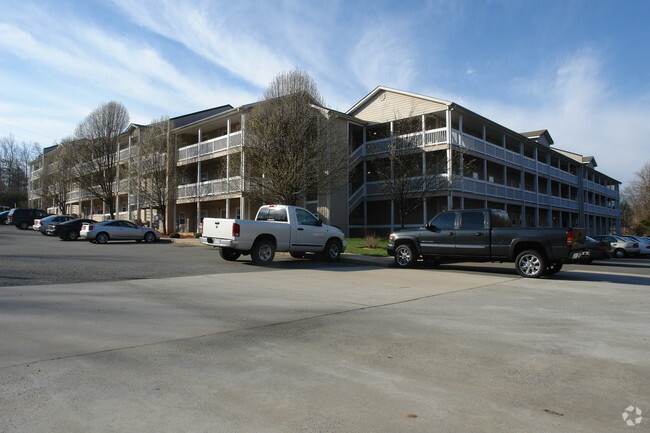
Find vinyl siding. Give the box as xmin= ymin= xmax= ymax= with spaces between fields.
xmin=352 ymin=90 xmax=448 ymax=123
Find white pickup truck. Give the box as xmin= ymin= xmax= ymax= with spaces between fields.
xmin=199 ymin=205 xmax=346 ymax=265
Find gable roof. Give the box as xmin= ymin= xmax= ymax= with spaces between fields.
xmin=171 ymin=104 xmax=234 ymax=129
xmin=521 ymin=129 xmax=554 ymax=145
xmin=347 ymin=86 xmax=452 ymax=116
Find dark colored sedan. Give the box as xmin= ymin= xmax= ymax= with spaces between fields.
xmin=47 ymin=218 xmax=97 ymax=241
xmin=37 ymin=215 xmax=76 ymax=235
xmin=580 ymin=236 xmax=612 ymax=263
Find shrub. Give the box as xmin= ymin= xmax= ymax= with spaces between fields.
xmin=169 ymin=233 xmax=180 ymax=238
xmin=364 ymin=233 xmax=381 ymax=249
xmin=194 ymin=232 xmax=202 ymax=238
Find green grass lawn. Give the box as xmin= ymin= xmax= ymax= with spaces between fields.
xmin=344 ymin=237 xmax=389 ymax=257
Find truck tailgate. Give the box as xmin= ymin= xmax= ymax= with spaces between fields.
xmin=202 ymin=218 xmax=236 ymax=239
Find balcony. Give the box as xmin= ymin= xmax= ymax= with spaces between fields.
xmin=177 ymin=131 xmax=242 ymax=162
xmin=177 ymin=177 xmax=241 ymax=200
xmin=31 ymin=168 xmax=43 ymax=179
xmin=349 ymin=127 xmax=448 ymax=166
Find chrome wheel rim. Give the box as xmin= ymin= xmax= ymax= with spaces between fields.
xmin=519 ymin=254 xmax=541 ymax=276
xmin=259 ymin=245 xmax=272 ymax=261
xmin=396 ymin=246 xmax=412 ymax=266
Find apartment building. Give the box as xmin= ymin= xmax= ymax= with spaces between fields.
xmin=28 ymin=86 xmax=620 ymax=237
xmin=346 ymin=87 xmax=620 ymax=236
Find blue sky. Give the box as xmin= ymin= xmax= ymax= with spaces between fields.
xmin=1 ymin=0 xmax=648 ymax=186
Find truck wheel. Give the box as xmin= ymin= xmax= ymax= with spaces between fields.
xmin=394 ymin=243 xmax=417 ymax=268
xmin=515 ymin=250 xmax=546 ymax=278
xmin=546 ymin=262 xmax=563 ymax=275
xmin=322 ymin=239 xmax=342 ymax=261
xmin=219 ymin=247 xmax=241 ymax=261
xmin=251 ymin=238 xmax=275 ymax=265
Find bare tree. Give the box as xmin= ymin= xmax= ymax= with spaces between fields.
xmin=622 ymin=161 xmax=650 ymax=234
xmin=134 ymin=117 xmax=173 ymax=233
xmin=72 ymin=101 xmax=130 ymax=219
xmin=39 ymin=139 xmax=77 ymax=214
xmin=0 ymin=134 xmax=41 ymax=206
xmin=243 ymin=70 xmax=348 ymax=206
xmin=375 ymin=116 xmax=467 ymax=228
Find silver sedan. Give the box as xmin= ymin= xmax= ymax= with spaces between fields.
xmin=80 ymin=220 xmax=160 ymax=244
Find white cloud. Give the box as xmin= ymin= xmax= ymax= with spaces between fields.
xmin=348 ymin=25 xmax=417 ymax=91
xmin=110 ymin=0 xmax=294 ymax=90
xmin=457 ymin=50 xmax=650 ymax=186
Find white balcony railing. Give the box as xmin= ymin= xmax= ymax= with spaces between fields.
xmin=177 ymin=131 xmax=242 ymax=162
xmin=359 ymin=127 xmax=448 ymax=159
xmin=177 ymin=177 xmax=241 ymax=199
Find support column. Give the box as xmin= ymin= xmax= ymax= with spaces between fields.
xmin=196 ymin=129 xmax=202 ymax=232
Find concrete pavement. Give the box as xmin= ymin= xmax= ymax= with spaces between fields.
xmin=2 ymin=260 xmax=649 ymax=432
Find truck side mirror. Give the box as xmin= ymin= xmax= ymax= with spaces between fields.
xmin=425 ymin=223 xmax=437 ymax=231
xmin=316 ymin=219 xmax=323 ymax=227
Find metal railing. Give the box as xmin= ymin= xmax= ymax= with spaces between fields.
xmin=177 ymin=177 xmax=241 ymax=199
xmin=177 ymin=131 xmax=243 ymax=162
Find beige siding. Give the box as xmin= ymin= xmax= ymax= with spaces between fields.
xmin=321 ymin=119 xmax=349 ymax=234
xmin=352 ymin=90 xmax=448 ymax=123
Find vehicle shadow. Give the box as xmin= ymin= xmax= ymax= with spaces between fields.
xmin=589 ymin=259 xmax=650 ymax=269
xmin=547 ymin=271 xmax=650 ymax=287
xmin=236 ymin=258 xmax=382 ymax=273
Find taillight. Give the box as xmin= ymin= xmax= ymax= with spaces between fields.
xmin=566 ymin=230 xmax=574 ymax=246
xmin=86 ymin=225 xmax=94 ymax=231
xmin=633 ymin=243 xmax=639 ymax=248
xmin=232 ymin=222 xmax=240 ymax=238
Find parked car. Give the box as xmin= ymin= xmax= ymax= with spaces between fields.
xmin=625 ymin=236 xmax=650 ymax=256
xmin=47 ymin=218 xmax=98 ymax=240
xmin=7 ymin=208 xmax=50 ymax=229
xmin=200 ymin=205 xmax=346 ymax=265
xmin=34 ymin=215 xmax=76 ymax=235
xmin=580 ymin=236 xmax=612 ymax=263
xmin=34 ymin=215 xmax=77 ymax=235
xmin=80 ymin=220 xmax=160 ymax=244
xmin=387 ymin=209 xmax=587 ymax=278
xmin=591 ymin=235 xmax=639 ymax=258
xmin=0 ymin=210 xmax=9 ymax=225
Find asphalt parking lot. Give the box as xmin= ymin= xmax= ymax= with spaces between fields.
xmin=1 ymin=224 xmax=649 ymax=432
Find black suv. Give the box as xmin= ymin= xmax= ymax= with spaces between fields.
xmin=7 ymin=208 xmax=50 ymax=230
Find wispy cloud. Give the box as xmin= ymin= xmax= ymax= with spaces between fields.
xmin=0 ymin=5 xmax=260 ymax=140
xmin=459 ymin=49 xmax=650 ymax=184
xmin=110 ymin=0 xmax=295 ymax=90
xmin=349 ymin=25 xmax=417 ymax=91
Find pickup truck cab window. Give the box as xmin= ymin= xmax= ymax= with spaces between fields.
xmin=295 ymin=208 xmax=320 ymax=226
xmin=256 ymin=207 xmax=288 ymax=222
xmin=490 ymin=210 xmax=512 ymax=228
xmin=460 ymin=212 xmax=485 ymax=229
xmin=429 ymin=212 xmax=455 ymax=230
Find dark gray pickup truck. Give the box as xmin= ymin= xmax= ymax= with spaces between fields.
xmin=387 ymin=209 xmax=587 ymax=277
